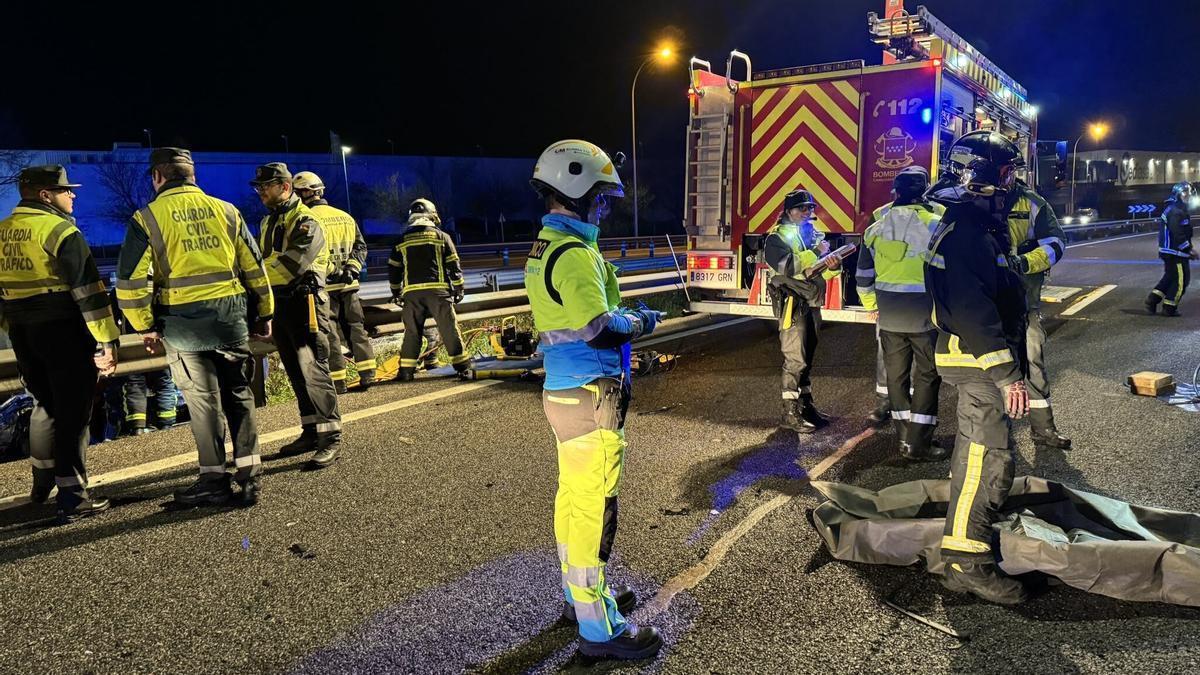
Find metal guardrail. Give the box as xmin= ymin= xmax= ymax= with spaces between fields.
xmin=1060 ymin=217 xmax=1157 ymax=240
xmin=0 ymin=269 xmax=687 ymax=397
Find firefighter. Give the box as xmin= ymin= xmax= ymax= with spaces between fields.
xmin=0 ymin=166 xmax=119 ymax=523
xmin=1004 ymin=179 xmax=1072 ymax=450
xmin=764 ymin=189 xmax=841 ymax=433
xmin=252 ymin=163 xmax=342 ymax=468
xmin=1146 ymin=181 xmax=1195 ymax=316
xmin=388 ymin=198 xmax=470 ymax=380
xmin=856 ymin=166 xmax=947 ymax=460
xmin=525 ymin=139 xmax=663 ymax=660
xmin=925 ymin=131 xmax=1031 ymax=604
xmin=117 ymin=148 xmax=274 ymax=505
xmin=292 ymin=171 xmax=376 ymax=393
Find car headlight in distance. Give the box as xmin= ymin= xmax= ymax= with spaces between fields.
xmin=1080 ymin=216 xmax=1091 ymax=224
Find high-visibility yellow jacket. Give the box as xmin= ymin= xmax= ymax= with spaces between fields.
xmin=307 ymin=200 xmax=366 ymax=292
xmin=1005 ymin=184 xmax=1066 ymax=309
xmin=259 ymin=195 xmax=328 ymax=291
xmin=856 ymin=200 xmax=943 ymax=332
xmin=0 ymin=200 xmax=119 ymax=344
xmin=116 ymin=181 xmax=273 ymax=335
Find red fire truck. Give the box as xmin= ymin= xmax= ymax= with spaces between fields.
xmin=682 ymin=3 xmax=1038 ymax=321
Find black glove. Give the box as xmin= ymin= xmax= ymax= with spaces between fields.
xmin=342 ymin=265 xmax=359 ymax=283
xmin=452 ymin=288 xmax=465 ymax=304
xmin=1007 ymin=254 xmax=1030 ymax=275
xmin=392 ymin=294 xmax=405 ymax=310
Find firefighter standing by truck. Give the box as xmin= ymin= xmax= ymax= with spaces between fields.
xmin=292 ymin=171 xmax=376 ymax=393
xmin=1004 ymin=180 xmax=1072 ymax=450
xmin=388 ymin=198 xmax=470 ymax=380
xmin=117 ymin=148 xmax=273 ymax=505
xmin=0 ymin=166 xmax=119 ymax=523
xmin=856 ymin=166 xmax=947 ymax=461
xmin=1146 ymin=181 xmax=1195 ymax=316
xmin=924 ymin=131 xmax=1031 ymax=604
xmin=525 ymin=139 xmax=663 ymax=660
xmin=764 ymin=189 xmax=841 ymax=434
xmin=252 ymin=163 xmax=342 ymax=468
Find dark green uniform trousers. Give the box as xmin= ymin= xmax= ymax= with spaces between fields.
xmin=10 ymin=317 xmax=98 ymax=509
xmin=1024 ymin=309 xmax=1058 ymax=435
xmin=165 ymin=343 xmax=261 ymax=483
xmin=779 ymin=300 xmax=820 ymax=401
xmin=938 ymin=367 xmax=1014 ymax=562
xmin=399 ymin=290 xmax=469 ymax=376
xmin=880 ymin=329 xmax=941 ymax=448
xmin=273 ymin=290 xmax=342 ymax=436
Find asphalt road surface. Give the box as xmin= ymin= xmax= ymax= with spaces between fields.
xmin=0 ymin=232 xmax=1196 ymax=674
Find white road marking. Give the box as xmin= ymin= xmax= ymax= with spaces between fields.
xmin=635 ymin=317 xmax=757 ymax=349
xmin=1061 ymin=284 xmax=1118 ymax=316
xmin=639 ymin=427 xmax=876 ymax=618
xmin=0 ymin=379 xmax=504 ymax=512
xmin=1066 ymin=232 xmax=1154 ymax=249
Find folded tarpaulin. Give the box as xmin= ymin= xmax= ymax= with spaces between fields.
xmin=810 ymin=476 xmax=1200 ymax=607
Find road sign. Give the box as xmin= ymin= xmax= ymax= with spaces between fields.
xmin=1127 ymin=203 xmax=1157 ymax=215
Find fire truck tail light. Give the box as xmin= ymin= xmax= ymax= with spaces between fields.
xmin=687 ymin=255 xmax=733 ymax=270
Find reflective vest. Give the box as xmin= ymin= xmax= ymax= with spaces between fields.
xmin=862 ymin=203 xmax=942 ymax=296
xmin=525 ymin=224 xmax=623 ymax=388
xmin=310 ymin=203 xmax=361 ymax=292
xmin=259 ymin=198 xmax=328 ymax=288
xmin=1007 ymin=189 xmax=1063 ymax=274
xmin=387 ymin=219 xmax=463 ymax=296
xmin=0 ymin=205 xmax=120 ymax=343
xmin=764 ymin=221 xmax=838 ymax=281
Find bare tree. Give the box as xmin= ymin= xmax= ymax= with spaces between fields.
xmin=0 ymin=149 xmax=33 ymax=189
xmin=93 ymin=160 xmax=155 ymax=221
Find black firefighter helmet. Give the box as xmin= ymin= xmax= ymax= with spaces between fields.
xmin=929 ymin=131 xmax=1024 ymax=202
xmin=1169 ymin=181 xmax=1193 ymax=202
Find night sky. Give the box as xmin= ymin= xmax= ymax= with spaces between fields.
xmin=3 ymin=0 xmax=1196 ymax=161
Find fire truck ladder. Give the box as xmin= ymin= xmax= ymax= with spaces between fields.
xmin=685 ymin=112 xmax=731 ymax=243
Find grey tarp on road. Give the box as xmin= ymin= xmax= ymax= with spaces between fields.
xmin=810 ymin=476 xmax=1200 ymax=607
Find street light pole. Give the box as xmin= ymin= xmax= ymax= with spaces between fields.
xmin=143 ymin=128 xmax=153 ymax=148
xmin=281 ymin=135 xmax=289 ymax=154
xmin=340 ymin=145 xmax=353 ymax=215
xmin=631 ymin=56 xmax=651 ymax=239
xmin=1069 ymin=123 xmax=1108 ymax=216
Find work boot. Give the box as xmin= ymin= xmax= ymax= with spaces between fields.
xmin=1145 ymin=293 xmax=1161 ymax=314
xmin=1163 ymin=304 xmax=1181 ymax=317
xmin=421 ymin=359 xmax=441 ymax=371
xmin=134 ymin=427 xmax=154 ymax=436
xmin=236 ymin=477 xmax=261 ymax=507
xmin=277 ymin=428 xmax=318 ymax=457
xmin=782 ymin=401 xmax=817 ymax=434
xmin=56 ymin=496 xmax=111 ymax=525
xmin=358 ymin=371 xmax=375 ymax=392
xmin=579 ymin=625 xmax=663 ymax=660
xmin=900 ymin=440 xmax=950 ymax=462
xmin=307 ymin=435 xmax=341 ymax=469
xmin=940 ymin=561 xmax=1028 ymax=605
xmin=800 ymin=399 xmax=830 ymax=429
xmin=868 ymin=400 xmax=891 ymax=428
xmin=562 ymin=585 xmax=637 ymax=623
xmin=174 ymin=478 xmax=233 ymax=506
xmin=30 ymin=482 xmax=53 ymax=505
xmin=1032 ymin=429 xmax=1072 ymax=451
xmin=398 ymin=368 xmax=416 ymax=382
xmin=335 ymin=380 xmax=348 ymax=395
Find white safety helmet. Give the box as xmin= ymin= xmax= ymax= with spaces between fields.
xmin=530 ymin=140 xmax=624 ymax=216
xmin=407 ymin=198 xmax=441 ymax=226
xmin=292 ymin=171 xmax=325 ymax=194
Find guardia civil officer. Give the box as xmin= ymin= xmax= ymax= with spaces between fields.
xmin=856 ymin=166 xmax=947 ymax=460
xmin=1146 ymin=181 xmax=1196 ymax=316
xmin=525 ymin=140 xmax=663 ymax=660
xmin=764 ymin=189 xmax=841 ymax=433
xmin=388 ymin=198 xmax=470 ymax=380
xmin=117 ymin=148 xmax=274 ymax=506
xmin=252 ymin=163 xmax=342 ymax=468
xmin=0 ymin=166 xmax=119 ymax=523
xmin=293 ymin=171 xmax=376 ymax=393
xmin=925 ymin=131 xmax=1031 ymax=604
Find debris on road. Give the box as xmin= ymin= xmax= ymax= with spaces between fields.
xmin=288 ymin=542 xmax=317 ymax=560
xmin=639 ymin=403 xmax=681 ymax=416
xmin=662 ymin=507 xmax=690 ymax=516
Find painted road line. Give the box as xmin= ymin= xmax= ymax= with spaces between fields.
xmin=636 ymin=317 xmax=757 ymax=349
xmin=1061 ymin=284 xmax=1118 ymax=316
xmin=1066 ymin=232 xmax=1154 ymax=249
xmin=0 ymin=379 xmax=504 ymax=512
xmin=639 ymin=427 xmax=876 ymax=619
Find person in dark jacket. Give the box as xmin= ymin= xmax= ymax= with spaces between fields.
xmin=924 ymin=131 xmax=1031 ymax=605
xmin=1146 ymin=181 xmax=1196 ymax=316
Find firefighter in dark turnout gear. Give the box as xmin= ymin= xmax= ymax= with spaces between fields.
xmin=388 ymin=198 xmax=469 ymax=380
xmin=924 ymin=131 xmax=1031 ymax=604
xmin=764 ymin=189 xmax=842 ymax=433
xmin=293 ymin=171 xmax=376 ymax=392
xmin=1004 ymin=181 xmax=1071 ymax=450
xmin=0 ymin=166 xmax=119 ymax=523
xmin=252 ymin=163 xmax=342 ymax=468
xmin=117 ymin=148 xmax=273 ymax=505
xmin=1146 ymin=181 xmax=1195 ymax=316
xmin=857 ymin=166 xmax=947 ymax=461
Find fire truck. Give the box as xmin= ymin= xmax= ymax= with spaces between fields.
xmin=682 ymin=3 xmax=1038 ymax=321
